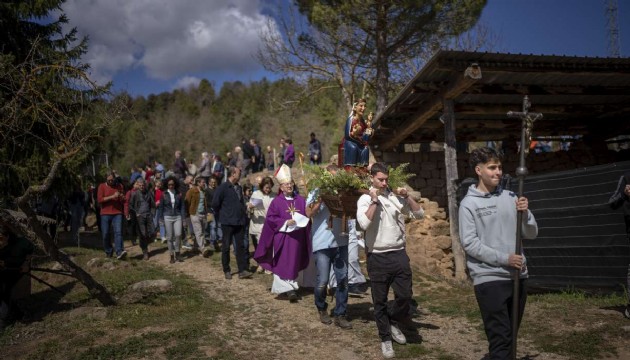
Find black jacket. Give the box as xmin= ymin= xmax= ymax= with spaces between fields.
xmin=212 ymin=181 xmax=247 ymax=226
xmin=158 ymin=190 xmax=186 ymax=218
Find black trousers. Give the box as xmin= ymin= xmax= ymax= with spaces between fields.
xmin=136 ymin=213 xmax=153 ymax=251
xmin=474 ymin=279 xmax=527 ymax=360
xmin=366 ymin=250 xmax=413 ymax=342
xmin=221 ymin=224 xmax=248 ymax=274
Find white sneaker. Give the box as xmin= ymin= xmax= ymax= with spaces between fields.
xmin=624 ymin=305 xmax=630 ymax=319
xmin=381 ymin=340 xmax=395 ymax=359
xmin=390 ymin=323 xmax=406 ymax=345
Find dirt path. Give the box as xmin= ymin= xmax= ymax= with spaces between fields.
xmin=131 ymin=245 xmax=570 ymax=360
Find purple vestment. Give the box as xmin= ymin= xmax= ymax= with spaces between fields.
xmin=253 ymin=193 xmax=312 ymax=280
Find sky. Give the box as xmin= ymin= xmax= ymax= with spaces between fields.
xmin=58 ymin=0 xmax=630 ymax=97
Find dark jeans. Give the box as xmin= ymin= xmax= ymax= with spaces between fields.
xmin=136 ymin=213 xmax=153 ymax=251
xmin=314 ymin=246 xmax=349 ymax=316
xmin=367 ymin=250 xmax=413 ymax=342
xmin=221 ymin=224 xmax=248 ymax=274
xmin=474 ymin=279 xmax=527 ymax=360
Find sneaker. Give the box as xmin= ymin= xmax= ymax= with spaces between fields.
xmin=287 ymin=290 xmax=298 ymax=303
xmin=348 ymin=283 xmax=368 ymax=295
xmin=318 ymin=310 xmax=332 ymax=325
xmin=116 ymin=251 xmax=127 ymax=260
xmin=238 ymin=270 xmax=253 ymax=279
xmin=390 ymin=323 xmax=406 ymax=345
xmin=181 ymin=244 xmax=193 ymax=250
xmin=624 ymin=305 xmax=630 ymax=319
xmin=161 ymin=238 xmax=167 ymax=244
xmin=381 ymin=340 xmax=395 ymax=359
xmin=224 ymin=272 xmax=232 ymax=280
xmin=334 ymin=315 xmax=353 ymax=329
xmin=202 ymin=248 xmax=213 ymax=258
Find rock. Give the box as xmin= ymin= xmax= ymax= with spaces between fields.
xmin=433 ymin=235 xmax=452 ymax=250
xmin=428 ymin=249 xmax=445 ymax=260
xmin=118 ymin=279 xmax=173 ymax=305
xmin=433 ymin=211 xmax=447 ymax=220
xmin=128 ymin=279 xmax=173 ymax=294
xmin=430 ymin=220 xmax=450 ymax=237
xmin=67 ymin=306 xmax=108 ymax=320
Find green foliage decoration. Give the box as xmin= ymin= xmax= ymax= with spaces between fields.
xmin=304 ymin=163 xmax=414 ymax=195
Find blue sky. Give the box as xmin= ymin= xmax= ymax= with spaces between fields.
xmin=60 ymin=0 xmax=629 ymax=97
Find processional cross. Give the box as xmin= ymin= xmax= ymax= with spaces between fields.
xmin=506 ymin=95 xmax=543 ymax=360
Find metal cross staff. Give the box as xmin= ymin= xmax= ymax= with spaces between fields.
xmin=506 ymin=95 xmax=543 ymax=360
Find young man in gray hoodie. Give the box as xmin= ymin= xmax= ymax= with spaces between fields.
xmin=458 ymin=147 xmax=538 ymax=360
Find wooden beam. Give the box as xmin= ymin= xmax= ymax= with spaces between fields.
xmin=443 ymin=99 xmax=467 ymax=280
xmin=377 ymin=64 xmax=482 ymax=150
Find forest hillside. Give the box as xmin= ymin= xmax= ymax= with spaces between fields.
xmin=103 ymin=78 xmax=354 ymax=173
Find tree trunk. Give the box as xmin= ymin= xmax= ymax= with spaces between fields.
xmin=9 ymin=203 xmax=117 ymax=306
xmin=374 ymin=2 xmax=390 ymax=116
xmin=443 ymin=99 xmax=467 ymax=281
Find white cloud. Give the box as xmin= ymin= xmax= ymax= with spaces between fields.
xmin=173 ymin=76 xmax=202 ymax=91
xmin=61 ymin=0 xmax=279 ymax=84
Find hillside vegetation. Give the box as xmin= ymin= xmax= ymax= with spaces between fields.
xmin=104 ymin=78 xmax=353 ymax=172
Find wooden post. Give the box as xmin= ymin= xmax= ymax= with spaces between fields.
xmin=443 ymin=98 xmax=467 ymax=281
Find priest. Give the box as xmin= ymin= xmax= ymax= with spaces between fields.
xmin=253 ymin=164 xmax=312 ymax=302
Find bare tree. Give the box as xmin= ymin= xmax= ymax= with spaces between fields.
xmin=257 ymin=1 xmax=487 ymax=115
xmin=0 ymin=40 xmax=126 ymax=306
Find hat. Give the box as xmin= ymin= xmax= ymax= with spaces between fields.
xmin=274 ymin=164 xmax=292 ymax=184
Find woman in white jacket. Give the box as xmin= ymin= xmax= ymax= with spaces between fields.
xmin=247 ymin=176 xmax=276 ymax=273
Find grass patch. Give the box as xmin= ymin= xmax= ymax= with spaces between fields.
xmin=0 ymin=246 xmax=231 ymax=360
xmin=520 ymin=289 xmax=627 ymax=360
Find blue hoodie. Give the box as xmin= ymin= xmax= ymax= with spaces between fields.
xmin=458 ymin=185 xmax=538 ymax=285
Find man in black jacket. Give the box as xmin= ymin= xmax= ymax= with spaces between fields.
xmin=212 ymin=166 xmax=253 ymax=280
xmin=609 ymin=170 xmax=630 ymax=319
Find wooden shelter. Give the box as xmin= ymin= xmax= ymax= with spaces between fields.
xmin=370 ymin=50 xmax=630 ymax=283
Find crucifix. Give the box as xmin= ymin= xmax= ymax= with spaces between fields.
xmin=506 ymin=95 xmax=543 ymax=360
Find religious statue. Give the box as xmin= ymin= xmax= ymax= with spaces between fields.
xmin=342 ymin=98 xmax=374 ymax=166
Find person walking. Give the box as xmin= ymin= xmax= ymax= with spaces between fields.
xmin=608 ymin=170 xmax=630 ymax=319
xmin=158 ymin=177 xmax=186 ymax=263
xmin=128 ymin=179 xmax=155 ymax=260
xmin=459 ymin=147 xmax=538 ymax=360
xmin=253 ymin=165 xmax=311 ymax=302
xmin=97 ymin=171 xmax=127 ymax=259
xmin=212 ymin=166 xmax=253 ymax=280
xmin=185 ymin=177 xmax=212 ymax=257
xmin=306 ymin=164 xmax=352 ymax=329
xmin=356 ymin=162 xmax=424 ymax=358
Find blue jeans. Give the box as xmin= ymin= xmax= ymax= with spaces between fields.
xmin=153 ymin=211 xmax=165 ymax=240
xmin=207 ymin=219 xmax=222 ymax=244
xmin=314 ymin=246 xmax=349 ymax=316
xmin=101 ymin=213 xmax=123 ymax=256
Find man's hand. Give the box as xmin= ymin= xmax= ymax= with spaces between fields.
xmin=508 ymin=254 xmax=525 ymax=270
xmin=287 ymin=219 xmax=296 ymax=226
xmin=624 ymin=184 xmax=630 ymax=196
xmin=516 ymin=196 xmax=529 ymax=211
xmin=369 ymin=188 xmax=379 ymax=201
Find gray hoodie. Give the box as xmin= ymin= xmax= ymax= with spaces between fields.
xmin=458 ymin=185 xmax=538 ymax=285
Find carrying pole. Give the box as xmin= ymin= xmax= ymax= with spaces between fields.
xmin=506 ymin=96 xmax=542 ymax=360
